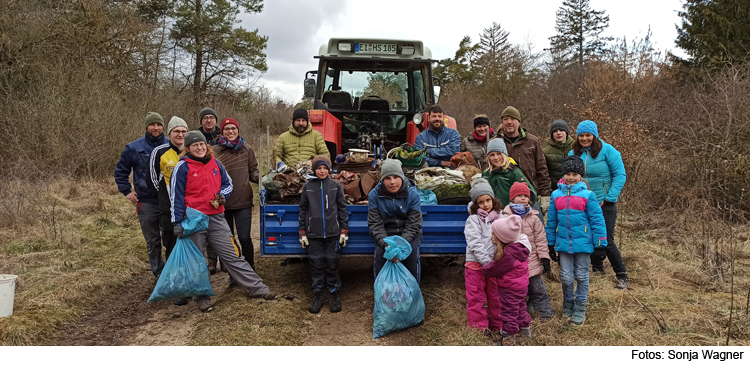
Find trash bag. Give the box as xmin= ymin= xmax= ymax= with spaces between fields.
xmin=416 ymin=188 xmax=437 ymax=205
xmin=372 ymin=236 xmax=425 ymax=339
xmin=148 ymin=208 xmax=214 ymax=302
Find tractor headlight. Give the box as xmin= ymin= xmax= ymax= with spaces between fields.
xmin=413 ymin=113 xmax=422 ymax=125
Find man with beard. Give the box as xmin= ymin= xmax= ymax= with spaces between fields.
xmin=275 ymin=108 xmax=330 ymax=167
xmin=414 ymin=105 xmax=461 ymax=168
xmin=115 ymin=112 xmax=169 ymax=280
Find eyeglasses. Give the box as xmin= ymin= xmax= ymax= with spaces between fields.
xmin=203 ymin=115 xmax=216 ymax=121
xmin=223 ymin=126 xmax=238 ymax=132
xmin=171 ymin=130 xmax=187 ymax=135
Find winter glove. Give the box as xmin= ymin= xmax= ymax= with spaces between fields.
xmin=542 ymin=258 xmax=551 ymax=274
xmin=276 ymin=161 xmax=288 ymax=173
xmin=174 ymin=224 xmax=184 ymax=239
xmin=548 ymin=245 xmax=558 ymax=263
xmin=539 ymin=196 xmax=551 ymax=215
xmin=299 ymin=235 xmax=309 ymax=248
xmin=210 ymin=194 xmax=226 ymax=209
xmin=339 ymin=233 xmax=348 ymax=247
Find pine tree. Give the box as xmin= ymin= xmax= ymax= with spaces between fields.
xmin=548 ymin=0 xmax=612 ymax=68
xmin=675 ymin=0 xmax=750 ymax=68
xmin=473 ymin=22 xmax=533 ymax=102
xmin=433 ymin=36 xmax=479 ymax=86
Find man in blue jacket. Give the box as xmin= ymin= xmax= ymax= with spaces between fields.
xmin=114 ymin=112 xmax=169 ymax=279
xmin=414 ymin=105 xmax=461 ymax=168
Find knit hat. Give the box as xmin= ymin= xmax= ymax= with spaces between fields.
xmin=491 ymin=215 xmax=523 ymax=244
xmin=473 ymin=116 xmax=491 ymax=128
xmin=144 ymin=112 xmax=164 ymax=128
xmin=563 ymin=155 xmax=585 ymax=176
xmin=220 ymin=118 xmax=239 ymax=132
xmin=184 ymin=130 xmax=207 ymax=148
xmin=311 ymin=155 xmax=332 ymax=171
xmin=167 ymin=116 xmax=188 ymax=135
xmin=501 ymin=106 xmax=521 ymax=122
xmin=199 ymin=107 xmax=217 ymax=123
xmin=292 ymin=108 xmax=309 ymax=123
xmin=550 ymin=119 xmax=569 ymax=138
xmin=486 ymin=138 xmax=508 ymax=155
xmin=509 ymin=182 xmax=531 ymax=202
xmin=470 ymin=182 xmax=495 ymax=202
xmin=380 ymin=159 xmax=406 ymax=182
xmin=576 ymin=120 xmax=599 ymax=138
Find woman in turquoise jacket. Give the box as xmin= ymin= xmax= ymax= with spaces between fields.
xmin=568 ymin=120 xmax=629 ymax=289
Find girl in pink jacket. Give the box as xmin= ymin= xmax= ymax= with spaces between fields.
xmin=481 ymin=215 xmax=531 ymax=346
xmin=463 ymin=182 xmax=504 ymax=334
xmin=503 ymin=182 xmax=554 ymax=319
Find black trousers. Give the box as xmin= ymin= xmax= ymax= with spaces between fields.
xmin=308 ymin=237 xmax=340 ymax=294
xmin=224 ymin=208 xmax=254 ymax=270
xmin=373 ymin=234 xmax=421 ymax=283
xmin=591 ymin=202 xmax=628 ymax=277
xmin=159 ymin=212 xmax=177 ymax=261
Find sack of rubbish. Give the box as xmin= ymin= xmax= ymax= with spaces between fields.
xmin=416 ymin=188 xmax=438 ymax=205
xmin=148 ymin=208 xmax=214 ymax=302
xmin=373 ymin=236 xmax=425 ymax=339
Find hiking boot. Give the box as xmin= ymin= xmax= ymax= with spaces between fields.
xmin=498 ymin=330 xmax=516 ymax=346
xmin=208 ymin=260 xmax=217 ymax=275
xmin=309 ymin=293 xmax=323 ymax=314
xmin=615 ymin=275 xmax=630 ymax=290
xmin=570 ymin=302 xmax=586 ymax=325
xmin=591 ymin=268 xmax=605 ymax=277
xmin=262 ymin=291 xmax=277 ymax=300
xmin=520 ymin=326 xmax=532 ymax=339
xmin=173 ymin=297 xmax=188 ymax=306
xmin=197 ymin=299 xmax=213 ymax=313
xmin=562 ymin=300 xmax=574 ymax=318
xmin=329 ymin=292 xmax=342 ymax=313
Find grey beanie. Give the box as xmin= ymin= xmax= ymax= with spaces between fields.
xmin=167 ymin=116 xmax=188 ymax=135
xmin=184 ymin=130 xmax=207 ymax=148
xmin=144 ymin=112 xmax=164 ymax=128
xmin=380 ymin=159 xmax=406 ymax=182
xmin=470 ymin=182 xmax=495 ymax=202
xmin=550 ymin=119 xmax=569 ymax=138
xmin=199 ymin=107 xmax=217 ymax=122
xmin=486 ymin=138 xmax=507 ymax=155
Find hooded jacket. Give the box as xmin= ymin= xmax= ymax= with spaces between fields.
xmin=543 ymin=136 xmax=574 ymax=191
xmin=480 ymin=235 xmax=531 ymax=290
xmin=367 ymin=177 xmax=422 ymax=248
xmin=415 ymin=125 xmax=462 ymax=167
xmin=567 ymin=139 xmax=626 ymax=204
xmin=170 ymin=155 xmax=233 ymax=225
xmin=502 ymin=205 xmax=549 ymax=277
xmin=499 ymin=128 xmax=552 ymax=196
xmin=463 ymin=204 xmax=500 ymax=266
xmin=212 ymin=143 xmax=259 ymax=210
xmin=275 ymin=124 xmax=330 ymax=166
xmin=545 ymin=180 xmax=607 ymax=254
xmin=114 ymin=131 xmax=168 ymax=204
xmin=460 ymin=130 xmax=497 ymax=170
xmin=481 ymin=161 xmax=537 ymax=207
xmin=298 ymin=175 xmax=349 ymax=239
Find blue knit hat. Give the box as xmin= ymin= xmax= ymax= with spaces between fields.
xmin=486 ymin=138 xmax=507 ymax=155
xmin=576 ymin=120 xmax=599 ymax=138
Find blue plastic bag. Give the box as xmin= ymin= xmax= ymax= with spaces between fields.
xmin=372 ymin=236 xmax=426 ymax=339
xmin=148 ymin=208 xmax=213 ymax=302
xmin=416 ymin=188 xmax=437 ymax=206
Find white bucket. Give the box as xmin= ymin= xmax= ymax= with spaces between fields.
xmin=0 ymin=274 xmax=18 ymax=318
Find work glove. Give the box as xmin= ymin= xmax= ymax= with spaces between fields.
xmin=299 ymin=235 xmax=309 ymax=248
xmin=539 ymin=196 xmax=551 ymax=215
xmin=548 ymin=245 xmax=558 ymax=263
xmin=210 ymin=194 xmax=226 ymax=209
xmin=276 ymin=161 xmax=288 ymax=173
xmin=174 ymin=224 xmax=184 ymax=239
xmin=542 ymin=258 xmax=551 ymax=274
xmin=339 ymin=233 xmax=348 ymax=247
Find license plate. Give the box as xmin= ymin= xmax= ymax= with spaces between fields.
xmin=355 ymin=43 xmax=397 ymax=54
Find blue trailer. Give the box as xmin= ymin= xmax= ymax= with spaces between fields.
xmin=259 ymin=190 xmax=469 ymax=257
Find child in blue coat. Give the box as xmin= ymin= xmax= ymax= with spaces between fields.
xmin=545 ymin=156 xmax=607 ymax=325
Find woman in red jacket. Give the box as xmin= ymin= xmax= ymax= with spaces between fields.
xmin=170 ymin=131 xmax=276 ymax=313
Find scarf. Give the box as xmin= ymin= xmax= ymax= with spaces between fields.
xmin=510 ymin=203 xmax=531 ymax=218
xmin=187 ymin=153 xmax=212 ymax=165
xmin=476 ymin=208 xmax=500 ymax=223
xmin=218 ymin=136 xmax=245 ymax=152
xmin=472 ymin=128 xmax=494 ymax=143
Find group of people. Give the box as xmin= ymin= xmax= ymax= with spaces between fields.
xmin=115 ymin=103 xmax=629 ymax=342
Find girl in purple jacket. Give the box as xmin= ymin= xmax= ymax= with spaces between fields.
xmin=481 ymin=215 xmax=532 ymax=346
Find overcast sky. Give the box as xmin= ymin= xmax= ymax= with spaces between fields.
xmin=240 ymin=0 xmax=686 ymax=104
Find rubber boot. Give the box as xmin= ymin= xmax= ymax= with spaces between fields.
xmin=309 ymin=292 xmax=323 ymax=314
xmin=520 ymin=326 xmax=532 ymax=339
xmin=571 ymin=302 xmax=586 ymax=325
xmin=329 ymin=292 xmax=342 ymax=313
xmin=562 ymin=300 xmax=574 ymax=318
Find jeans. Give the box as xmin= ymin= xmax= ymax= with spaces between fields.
xmin=224 ymin=208 xmax=254 ymax=269
xmin=559 ymin=252 xmax=591 ymax=305
xmin=590 ymin=202 xmax=628 ymax=278
xmin=137 ymin=202 xmax=164 ymax=276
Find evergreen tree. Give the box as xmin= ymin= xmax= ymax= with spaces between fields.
xmin=433 ymin=36 xmax=479 ymax=85
xmin=474 ymin=22 xmax=533 ymax=102
xmin=675 ymin=0 xmax=750 ymax=68
xmin=548 ymin=0 xmax=612 ymax=68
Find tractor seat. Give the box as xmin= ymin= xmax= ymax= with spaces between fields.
xmin=322 ymin=91 xmax=352 ymax=110
xmin=359 ymin=97 xmax=389 ymax=111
